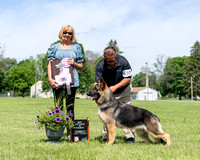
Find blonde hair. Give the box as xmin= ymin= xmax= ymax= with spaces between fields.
xmin=58 ymin=25 xmax=76 ymax=42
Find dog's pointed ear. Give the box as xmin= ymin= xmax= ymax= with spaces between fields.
xmin=100 ymin=77 xmax=107 ymax=90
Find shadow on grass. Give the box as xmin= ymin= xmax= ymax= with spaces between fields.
xmin=94 ymin=135 xmax=163 ymax=145
xmin=39 ymin=136 xmax=71 ymax=144
xmin=94 ymin=135 xmax=127 ymax=143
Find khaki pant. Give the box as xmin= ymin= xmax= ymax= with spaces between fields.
xmin=103 ymin=84 xmax=135 ymax=139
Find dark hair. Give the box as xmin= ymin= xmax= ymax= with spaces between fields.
xmin=103 ymin=46 xmax=116 ymax=56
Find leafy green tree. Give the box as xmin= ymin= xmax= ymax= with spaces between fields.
xmin=41 ymin=53 xmax=50 ymax=93
xmin=132 ymin=71 xmax=157 ymax=89
xmin=0 ymin=45 xmax=17 ymax=93
xmin=161 ymin=56 xmax=188 ymax=99
xmin=5 ymin=59 xmax=35 ymax=97
xmin=183 ymin=41 xmax=200 ymax=100
xmin=107 ymin=39 xmax=123 ymax=54
xmin=77 ymin=43 xmax=93 ymax=93
xmin=35 ymin=54 xmax=47 ymax=80
xmin=0 ymin=70 xmax=5 ymax=93
xmin=0 ymin=57 xmax=17 ymax=74
xmin=132 ymin=72 xmax=146 ymax=87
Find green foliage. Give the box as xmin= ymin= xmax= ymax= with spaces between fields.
xmin=84 ymin=50 xmax=102 ymax=85
xmin=132 ymin=72 xmax=146 ymax=87
xmin=0 ymin=70 xmax=5 ymax=93
xmin=0 ymin=50 xmax=17 ymax=93
xmin=107 ymin=39 xmax=123 ymax=54
xmin=160 ymin=56 xmax=188 ymax=98
xmin=184 ymin=41 xmax=200 ymax=99
xmin=131 ymin=71 xmax=157 ymax=89
xmin=40 ymin=53 xmax=51 ymax=93
xmin=0 ymin=45 xmax=17 ymax=74
xmin=76 ymin=42 xmax=93 ymax=93
xmin=0 ymin=57 xmax=17 ymax=74
xmin=4 ymin=59 xmax=35 ymax=97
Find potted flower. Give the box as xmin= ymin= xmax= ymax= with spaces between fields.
xmin=34 ymin=106 xmax=74 ymax=141
xmin=33 ymin=93 xmax=74 ymax=141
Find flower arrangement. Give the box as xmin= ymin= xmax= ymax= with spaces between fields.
xmin=34 ymin=106 xmax=74 ymax=131
xmin=33 ymin=91 xmax=74 ymax=131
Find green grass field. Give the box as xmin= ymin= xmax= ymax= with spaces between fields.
xmin=0 ymin=97 xmax=200 ymax=160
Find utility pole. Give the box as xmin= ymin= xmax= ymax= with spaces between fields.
xmin=35 ymin=61 xmax=37 ymax=98
xmin=145 ymin=62 xmax=149 ymax=100
xmin=191 ymin=76 xmax=193 ymax=101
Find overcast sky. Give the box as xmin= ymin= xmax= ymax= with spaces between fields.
xmin=0 ymin=0 xmax=200 ymax=75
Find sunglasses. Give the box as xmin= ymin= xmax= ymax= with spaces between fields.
xmin=105 ymin=58 xmax=116 ymax=63
xmin=63 ymin=31 xmax=73 ymax=35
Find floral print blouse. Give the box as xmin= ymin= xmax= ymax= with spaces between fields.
xmin=47 ymin=42 xmax=83 ymax=87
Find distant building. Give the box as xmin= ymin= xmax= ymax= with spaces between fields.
xmin=30 ymin=81 xmax=53 ymax=98
xmin=132 ymin=87 xmax=158 ymax=100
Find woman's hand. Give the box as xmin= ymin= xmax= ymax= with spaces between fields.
xmin=67 ymin=58 xmax=83 ymax=71
xmin=49 ymin=78 xmax=58 ymax=88
xmin=67 ymin=58 xmax=75 ymax=65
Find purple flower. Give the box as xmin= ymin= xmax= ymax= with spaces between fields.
xmin=56 ymin=106 xmax=59 ymax=109
xmin=69 ymin=110 xmax=74 ymax=117
xmin=37 ymin=127 xmax=41 ymax=130
xmin=36 ymin=115 xmax=40 ymax=119
xmin=56 ymin=117 xmax=62 ymax=122
xmin=55 ymin=109 xmax=60 ymax=114
xmin=66 ymin=117 xmax=69 ymax=121
xmin=63 ymin=125 xmax=66 ymax=128
xmin=62 ymin=111 xmax=64 ymax=115
xmin=33 ymin=121 xmax=37 ymax=125
xmin=48 ymin=112 xmax=52 ymax=116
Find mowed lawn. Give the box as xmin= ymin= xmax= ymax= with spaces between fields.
xmin=0 ymin=97 xmax=199 ymax=160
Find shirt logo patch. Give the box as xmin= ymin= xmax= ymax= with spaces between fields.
xmin=122 ymin=69 xmax=132 ymax=77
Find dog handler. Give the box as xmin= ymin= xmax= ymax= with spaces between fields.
xmin=95 ymin=46 xmax=135 ymax=143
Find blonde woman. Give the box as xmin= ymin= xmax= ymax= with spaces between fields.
xmin=47 ymin=25 xmax=83 ymax=121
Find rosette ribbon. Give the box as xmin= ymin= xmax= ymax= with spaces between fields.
xmin=56 ymin=58 xmax=71 ymax=94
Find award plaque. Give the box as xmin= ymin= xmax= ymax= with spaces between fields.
xmin=51 ymin=59 xmax=74 ymax=85
xmin=70 ymin=118 xmax=89 ymax=142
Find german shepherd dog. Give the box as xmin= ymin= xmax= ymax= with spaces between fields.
xmin=87 ymin=78 xmax=171 ymax=146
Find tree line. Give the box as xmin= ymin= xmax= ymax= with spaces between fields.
xmin=132 ymin=41 xmax=200 ymax=100
xmin=0 ymin=40 xmax=200 ymax=99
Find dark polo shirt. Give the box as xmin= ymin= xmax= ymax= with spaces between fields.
xmin=95 ymin=55 xmax=132 ymax=94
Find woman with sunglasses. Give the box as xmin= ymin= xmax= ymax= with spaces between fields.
xmin=47 ymin=25 xmax=83 ymax=123
xmin=95 ymin=46 xmax=135 ymax=143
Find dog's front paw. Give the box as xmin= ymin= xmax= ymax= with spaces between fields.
xmin=107 ymin=141 xmax=114 ymax=145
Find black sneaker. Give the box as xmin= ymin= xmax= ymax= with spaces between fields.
xmin=126 ymin=137 xmax=135 ymax=143
xmin=102 ymin=139 xmax=107 ymax=142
